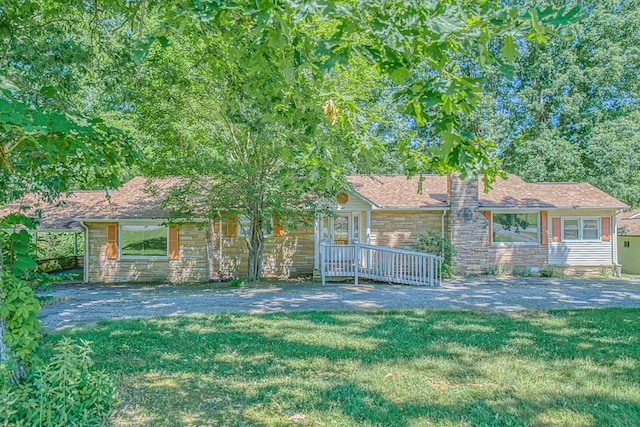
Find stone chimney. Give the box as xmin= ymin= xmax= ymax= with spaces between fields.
xmin=447 ymin=173 xmax=490 ymax=275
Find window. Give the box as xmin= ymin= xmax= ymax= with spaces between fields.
xmin=492 ymin=212 xmax=539 ymax=244
xmin=562 ymin=219 xmax=579 ymax=240
xmin=120 ymin=225 xmax=168 ymax=257
xmin=624 ymin=240 xmax=630 ymax=248
xmin=582 ymin=219 xmax=599 ymax=240
xmin=562 ymin=218 xmax=600 ymax=241
xmin=234 ymin=215 xmax=280 ymax=238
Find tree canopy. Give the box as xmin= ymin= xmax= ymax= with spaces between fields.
xmin=471 ymin=0 xmax=640 ymax=206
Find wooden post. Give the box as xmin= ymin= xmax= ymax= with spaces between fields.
xmin=354 ymin=242 xmax=360 ymax=285
xmin=320 ymin=241 xmax=326 ymax=286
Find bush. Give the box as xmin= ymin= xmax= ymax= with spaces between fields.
xmin=511 ymin=267 xmax=532 ymax=277
xmin=487 ymin=264 xmax=507 ymax=276
xmin=0 ymin=338 xmax=116 ymax=426
xmin=410 ymin=229 xmax=455 ymax=277
xmin=540 ymin=267 xmax=555 ymax=277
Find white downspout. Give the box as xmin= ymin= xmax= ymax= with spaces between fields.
xmin=366 ymin=210 xmax=371 ymax=244
xmin=612 ymin=213 xmax=621 ymax=277
xmin=80 ymin=221 xmax=90 ymax=284
xmin=440 ymin=210 xmax=446 ymax=238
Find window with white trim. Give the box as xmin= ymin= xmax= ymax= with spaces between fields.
xmin=120 ymin=224 xmax=168 ymax=257
xmin=562 ymin=218 xmax=600 ymax=241
xmin=236 ymin=214 xmax=275 ymax=238
xmin=492 ymin=212 xmax=539 ymax=245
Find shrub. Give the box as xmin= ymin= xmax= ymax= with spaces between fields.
xmin=0 ymin=338 xmax=116 ymax=426
xmin=540 ymin=267 xmax=555 ymax=277
xmin=486 ymin=264 xmax=507 ymax=276
xmin=511 ymin=267 xmax=532 ymax=277
xmin=410 ymin=229 xmax=455 ymax=277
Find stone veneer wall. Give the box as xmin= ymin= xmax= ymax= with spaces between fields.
xmin=448 ymin=174 xmax=553 ymax=275
xmin=448 ymin=174 xmax=491 ymax=275
xmin=212 ymin=224 xmax=316 ymax=279
xmin=87 ymin=222 xmax=208 ymax=283
xmin=487 ymin=246 xmax=548 ymax=269
xmin=553 ymin=265 xmax=614 ymax=277
xmin=369 ymin=211 xmax=446 ymax=249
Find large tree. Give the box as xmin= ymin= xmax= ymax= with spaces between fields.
xmin=128 ymin=13 xmax=375 ymax=281
xmin=474 ymin=0 xmax=640 ymax=206
xmin=0 ymin=0 xmax=137 ymax=381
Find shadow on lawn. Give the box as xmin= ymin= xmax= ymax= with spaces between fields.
xmin=44 ymin=309 xmax=640 ymax=426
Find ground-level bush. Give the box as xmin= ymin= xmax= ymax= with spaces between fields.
xmin=0 ymin=338 xmax=116 ymax=426
xmin=410 ymin=228 xmax=455 ymax=277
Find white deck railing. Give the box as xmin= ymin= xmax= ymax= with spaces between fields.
xmin=320 ymin=242 xmax=442 ymax=286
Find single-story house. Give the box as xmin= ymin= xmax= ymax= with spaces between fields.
xmin=617 ymin=208 xmax=640 ymax=274
xmin=0 ymin=174 xmax=628 ymax=283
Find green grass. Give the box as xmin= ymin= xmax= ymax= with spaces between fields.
xmin=39 ymin=309 xmax=640 ymax=426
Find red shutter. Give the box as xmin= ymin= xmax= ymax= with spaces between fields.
xmin=169 ymin=225 xmax=179 ymax=260
xmin=552 ymin=218 xmax=561 ymax=242
xmin=601 ymin=217 xmax=611 ymax=241
xmin=483 ymin=211 xmax=492 ymax=245
xmin=273 ymin=213 xmax=285 ymax=237
xmin=106 ymin=223 xmax=118 ymax=259
xmin=540 ymin=211 xmax=548 ymax=246
xmin=225 ymin=216 xmax=237 ymax=237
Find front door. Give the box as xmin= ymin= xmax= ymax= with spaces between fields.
xmin=328 ymin=212 xmax=360 ymax=245
xmin=333 ymin=214 xmax=350 ymax=245
xmin=315 ymin=212 xmax=362 ymax=269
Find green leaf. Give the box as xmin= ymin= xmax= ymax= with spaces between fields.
xmin=389 ymin=67 xmax=410 ymax=83
xmin=500 ymin=36 xmax=519 ymax=63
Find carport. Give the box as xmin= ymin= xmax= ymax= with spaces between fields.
xmin=0 ymin=190 xmax=109 ymax=282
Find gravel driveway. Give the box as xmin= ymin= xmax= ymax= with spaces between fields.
xmin=39 ymin=278 xmax=640 ymax=332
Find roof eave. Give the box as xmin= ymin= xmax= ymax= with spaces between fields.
xmin=375 ymin=206 xmax=450 ymax=211
xmin=480 ymin=205 xmax=628 ymax=210
xmin=75 ymin=217 xmax=208 ymax=223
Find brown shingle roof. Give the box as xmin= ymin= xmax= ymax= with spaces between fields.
xmin=478 ymin=175 xmax=628 ymax=209
xmin=0 ymin=191 xmax=108 ymax=230
xmin=2 ymin=175 xmax=627 ymax=230
xmin=347 ymin=174 xmax=627 ymax=210
xmin=0 ymin=177 xmax=185 ymax=230
xmin=618 ymin=208 xmax=640 ymax=236
xmin=84 ymin=176 xmax=184 ymax=220
xmin=347 ymin=175 xmax=449 ymax=208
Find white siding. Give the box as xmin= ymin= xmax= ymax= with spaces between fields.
xmin=548 ymin=209 xmax=616 ymax=266
xmin=338 ymin=192 xmax=371 ymax=211
xmin=549 ymin=241 xmax=612 ymax=265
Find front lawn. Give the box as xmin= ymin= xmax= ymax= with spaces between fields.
xmin=40 ymin=309 xmax=640 ymax=426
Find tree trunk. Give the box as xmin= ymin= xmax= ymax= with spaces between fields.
xmin=246 ymin=212 xmax=264 ymax=282
xmin=204 ymin=219 xmax=218 ymax=280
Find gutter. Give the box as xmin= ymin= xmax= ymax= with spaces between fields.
xmin=480 ymin=206 xmax=629 ymax=211
xmin=79 ymin=221 xmax=90 ymax=284
xmin=374 ymin=206 xmax=451 ymax=211
xmin=74 ymin=217 xmax=208 ymax=223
